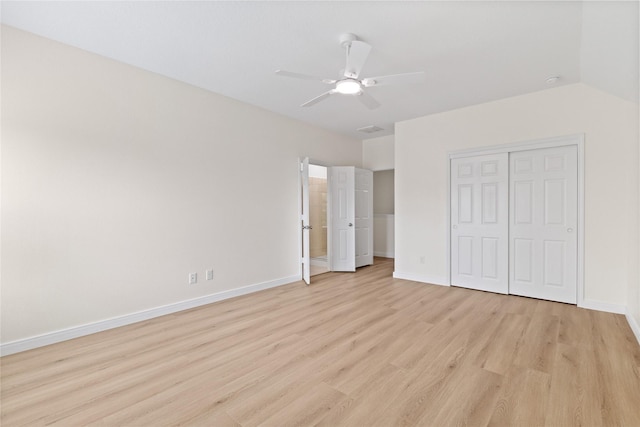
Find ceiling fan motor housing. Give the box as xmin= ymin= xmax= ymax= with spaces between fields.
xmin=339 ymin=33 xmax=358 ymax=49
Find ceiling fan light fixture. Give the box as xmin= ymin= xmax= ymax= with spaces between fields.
xmin=335 ymin=79 xmax=362 ymax=95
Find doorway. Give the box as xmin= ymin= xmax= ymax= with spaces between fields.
xmin=309 ymin=164 xmax=329 ymax=276
xmin=300 ymin=159 xmax=374 ymax=284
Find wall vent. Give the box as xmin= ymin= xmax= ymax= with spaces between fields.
xmin=357 ymin=125 xmax=384 ymax=134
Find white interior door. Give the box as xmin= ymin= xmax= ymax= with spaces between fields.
xmin=301 ymin=157 xmax=311 ymax=285
xmin=451 ymin=153 xmax=509 ymax=294
xmin=355 ymin=168 xmax=374 ymax=268
xmin=509 ymin=146 xmax=578 ymax=303
xmin=329 ymin=166 xmax=355 ymax=272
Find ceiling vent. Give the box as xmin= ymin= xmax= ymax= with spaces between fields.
xmin=357 ymin=125 xmax=384 ymax=134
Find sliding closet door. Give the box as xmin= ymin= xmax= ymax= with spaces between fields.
xmin=509 ymin=146 xmax=578 ymax=304
xmin=451 ymin=153 xmax=509 ymax=294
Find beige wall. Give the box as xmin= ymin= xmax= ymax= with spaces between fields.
xmin=373 ymin=170 xmax=394 ymax=215
xmin=1 ymin=26 xmax=362 ymax=344
xmin=374 ymin=215 xmax=394 ymax=258
xmin=363 ymin=135 xmax=394 ymax=171
xmin=395 ymin=83 xmax=639 ymax=310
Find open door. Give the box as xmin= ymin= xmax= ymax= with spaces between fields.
xmin=355 ymin=168 xmax=374 ymax=268
xmin=329 ymin=166 xmax=356 ymax=272
xmin=301 ymin=157 xmax=311 ymax=284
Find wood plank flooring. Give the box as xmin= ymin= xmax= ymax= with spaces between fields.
xmin=2 ymin=257 xmax=640 ymax=426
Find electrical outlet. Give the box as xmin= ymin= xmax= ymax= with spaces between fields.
xmin=419 ymin=256 xmax=426 ymax=264
xmin=188 ymin=272 xmax=197 ymax=284
xmin=206 ymin=269 xmax=214 ymax=280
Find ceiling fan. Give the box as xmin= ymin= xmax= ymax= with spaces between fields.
xmin=276 ymin=33 xmax=425 ymax=110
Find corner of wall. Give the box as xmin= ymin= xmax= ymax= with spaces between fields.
xmin=362 ymin=134 xmax=395 ymax=171
xmin=626 ymin=309 xmax=640 ymax=346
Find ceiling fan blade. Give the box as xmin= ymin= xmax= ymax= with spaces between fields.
xmin=301 ymin=90 xmax=335 ymax=107
xmin=357 ymin=91 xmax=381 ymax=110
xmin=275 ymin=70 xmax=336 ymax=84
xmin=362 ymin=71 xmax=425 ymax=87
xmin=344 ymin=41 xmax=371 ymax=79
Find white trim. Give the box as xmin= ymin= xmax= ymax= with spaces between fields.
xmin=626 ymin=310 xmax=640 ymax=346
xmin=297 ymin=157 xmax=303 ymax=281
xmin=448 ymin=133 xmax=584 ymax=159
xmin=578 ymin=299 xmax=626 ymax=315
xmin=0 ymin=274 xmax=300 ymax=356
xmin=374 ymin=251 xmax=395 ymax=258
xmin=393 ymin=271 xmax=449 ymax=287
xmin=446 ymin=134 xmax=586 ymax=307
xmin=576 ymin=137 xmax=585 ymax=306
xmin=445 ymin=149 xmax=452 ymax=289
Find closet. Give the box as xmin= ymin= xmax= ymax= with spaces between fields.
xmin=450 ymin=138 xmax=580 ymax=304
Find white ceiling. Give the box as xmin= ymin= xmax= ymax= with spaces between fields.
xmin=2 ymin=1 xmax=638 ymax=140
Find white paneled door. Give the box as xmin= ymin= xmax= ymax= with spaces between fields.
xmin=329 ymin=166 xmax=374 ymax=272
xmin=451 ymin=153 xmax=509 ymax=294
xmin=330 ymin=166 xmax=356 ymax=272
xmin=355 ymin=169 xmax=374 ymax=268
xmin=509 ymin=146 xmax=578 ymax=303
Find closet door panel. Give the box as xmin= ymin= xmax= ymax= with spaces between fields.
xmin=451 ymin=153 xmax=508 ymax=294
xmin=509 ymin=146 xmax=577 ymax=303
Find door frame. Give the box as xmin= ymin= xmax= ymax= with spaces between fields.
xmin=446 ymin=134 xmax=585 ymax=306
xmin=301 ymin=157 xmax=310 ymax=285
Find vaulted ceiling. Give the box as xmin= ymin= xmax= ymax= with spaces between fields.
xmin=2 ymin=1 xmax=638 ymax=139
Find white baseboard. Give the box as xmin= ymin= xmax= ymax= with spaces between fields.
xmin=374 ymin=251 xmax=395 ymax=258
xmin=578 ymin=299 xmax=626 ymax=315
xmin=626 ymin=310 xmax=640 ymax=346
xmin=0 ymin=274 xmax=300 ymax=356
xmin=393 ymin=271 xmax=449 ymax=287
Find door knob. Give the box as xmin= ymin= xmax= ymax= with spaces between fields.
xmin=453 ymin=225 xmax=458 ymax=229
xmin=348 ymin=223 xmax=353 ymax=227
xmin=567 ymin=228 xmax=573 ymax=233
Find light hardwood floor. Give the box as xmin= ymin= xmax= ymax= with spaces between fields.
xmin=2 ymin=258 xmax=640 ymax=426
